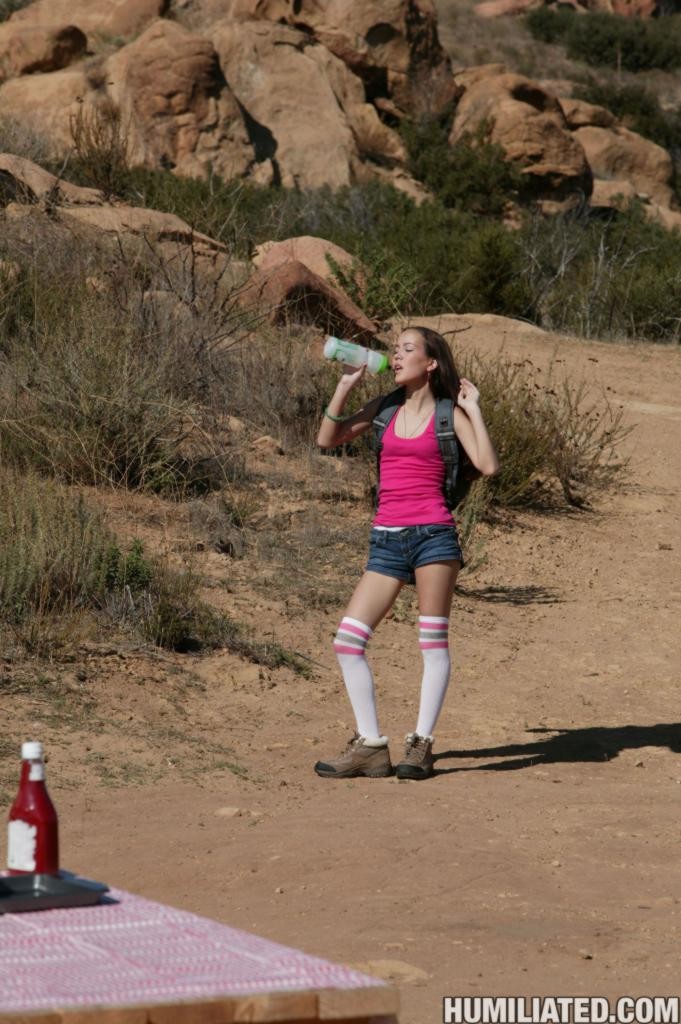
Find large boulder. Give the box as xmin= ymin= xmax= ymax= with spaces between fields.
xmin=253 ymin=237 xmax=358 ymax=285
xmin=475 ymin=0 xmax=537 ymax=17
xmin=302 ymin=35 xmax=407 ymax=168
xmin=0 ymin=23 xmax=86 ymax=80
xmin=55 ymin=202 xmax=225 ymax=272
xmin=573 ymin=124 xmax=674 ymax=208
xmin=105 ymin=19 xmax=254 ymax=180
xmin=450 ymin=72 xmax=592 ymax=207
xmin=186 ymin=0 xmax=455 ymax=115
xmin=0 ymin=153 xmax=105 ymax=206
xmin=454 ymin=63 xmax=508 ymax=90
xmin=590 ymin=178 xmax=638 ymax=210
xmin=212 ymin=20 xmax=364 ymax=188
xmin=558 ymin=97 xmax=616 ymax=130
xmin=0 ymin=67 xmax=91 ymax=159
xmin=590 ymin=180 xmax=681 ymax=233
xmin=476 ymin=0 xmax=658 ymax=15
xmin=8 ymin=0 xmax=170 ymax=39
xmin=3 ymin=185 xmax=231 ymax=293
xmin=240 ymin=259 xmax=378 ymax=341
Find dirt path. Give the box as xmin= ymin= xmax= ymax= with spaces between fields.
xmin=3 ymin=320 xmax=681 ymax=1023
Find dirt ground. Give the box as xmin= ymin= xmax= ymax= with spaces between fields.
xmin=2 ymin=316 xmax=681 ymax=1024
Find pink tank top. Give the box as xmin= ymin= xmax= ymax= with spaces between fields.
xmin=373 ymin=411 xmax=453 ymax=527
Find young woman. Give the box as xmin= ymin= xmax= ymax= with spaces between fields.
xmin=314 ymin=326 xmax=499 ymax=781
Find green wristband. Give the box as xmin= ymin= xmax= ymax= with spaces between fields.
xmin=324 ymin=407 xmax=345 ymax=423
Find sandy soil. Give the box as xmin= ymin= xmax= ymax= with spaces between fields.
xmin=2 ymin=318 xmax=681 ymax=1024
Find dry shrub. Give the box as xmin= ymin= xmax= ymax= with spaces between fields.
xmin=457 ymin=350 xmax=632 ymax=511
xmin=0 ymin=468 xmax=114 ymax=622
xmin=0 ymin=220 xmax=256 ymax=494
xmin=68 ymin=98 xmax=131 ymax=196
xmin=0 ymin=115 xmax=52 ymax=165
xmin=0 ymin=467 xmax=304 ymax=664
xmin=216 ymin=324 xmax=343 ymax=450
xmin=0 ymin=467 xmax=118 ymax=654
xmin=0 ymin=288 xmax=196 ymax=490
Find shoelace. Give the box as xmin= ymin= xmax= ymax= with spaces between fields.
xmin=338 ymin=733 xmax=360 ymax=756
xmin=405 ymin=735 xmax=427 ymax=760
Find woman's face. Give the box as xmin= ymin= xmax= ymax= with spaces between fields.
xmin=391 ymin=330 xmax=437 ymax=388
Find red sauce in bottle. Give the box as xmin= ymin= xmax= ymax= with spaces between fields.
xmin=7 ymin=742 xmax=59 ymax=875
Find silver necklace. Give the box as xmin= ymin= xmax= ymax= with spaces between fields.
xmin=401 ymin=404 xmax=434 ymax=438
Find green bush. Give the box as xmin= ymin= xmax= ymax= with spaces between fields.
xmin=525 ymin=5 xmax=576 ymax=43
xmin=326 ymin=249 xmax=422 ymax=322
xmin=401 ymin=117 xmax=522 ymax=216
xmin=516 ymin=204 xmax=681 ymax=341
xmin=526 ymin=7 xmax=681 ymax=72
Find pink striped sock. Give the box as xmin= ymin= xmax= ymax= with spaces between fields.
xmin=333 ymin=617 xmax=381 ymax=739
xmin=416 ymin=616 xmax=450 ymax=738
xmin=333 ymin=616 xmax=372 ymax=656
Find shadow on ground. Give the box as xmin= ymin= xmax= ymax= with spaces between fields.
xmin=435 ymin=723 xmax=681 ymax=773
xmin=456 ymin=584 xmax=562 ymax=605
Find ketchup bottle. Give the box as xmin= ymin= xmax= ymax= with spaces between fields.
xmin=7 ymin=742 xmax=59 ymax=875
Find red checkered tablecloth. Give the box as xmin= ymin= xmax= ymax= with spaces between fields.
xmin=0 ymin=887 xmax=387 ymax=1014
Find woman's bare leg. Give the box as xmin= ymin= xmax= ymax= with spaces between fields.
xmin=344 ymin=570 xmax=405 ymax=630
xmin=414 ymin=560 xmax=460 ymax=617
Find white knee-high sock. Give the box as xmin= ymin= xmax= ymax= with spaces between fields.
xmin=333 ymin=617 xmax=383 ymax=740
xmin=415 ymin=616 xmax=451 ymax=738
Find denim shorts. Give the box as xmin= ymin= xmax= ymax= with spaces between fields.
xmin=366 ymin=524 xmax=464 ymax=584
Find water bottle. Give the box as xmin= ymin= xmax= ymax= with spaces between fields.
xmin=323 ymin=336 xmax=389 ymax=375
xmin=7 ymin=742 xmax=59 ymax=875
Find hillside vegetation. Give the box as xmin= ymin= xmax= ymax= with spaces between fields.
xmin=0 ymin=0 xmax=673 ymax=665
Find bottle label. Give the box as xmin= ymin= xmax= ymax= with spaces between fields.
xmin=7 ymin=819 xmax=37 ymax=871
xmin=29 ymin=762 xmax=45 ymax=781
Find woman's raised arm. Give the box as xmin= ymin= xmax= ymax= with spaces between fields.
xmin=317 ymin=365 xmax=383 ymax=449
xmin=453 ymin=378 xmax=500 ymax=476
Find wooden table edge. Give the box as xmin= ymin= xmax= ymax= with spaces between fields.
xmin=0 ymin=983 xmax=400 ymax=1023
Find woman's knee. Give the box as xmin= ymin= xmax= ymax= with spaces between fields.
xmin=344 ymin=571 xmax=404 ymax=629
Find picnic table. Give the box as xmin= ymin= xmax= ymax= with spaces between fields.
xmin=0 ymin=886 xmax=398 ymax=1024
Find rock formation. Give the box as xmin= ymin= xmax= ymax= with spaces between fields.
xmin=7 ymin=0 xmax=170 ymax=39
xmin=105 ymin=19 xmax=254 ymax=181
xmin=239 ymin=259 xmax=378 ymax=341
xmin=573 ymin=124 xmax=674 ymax=208
xmin=451 ymin=72 xmax=593 ymax=208
xmin=0 ymin=22 xmax=86 ymax=80
xmin=181 ymin=0 xmax=455 ymax=116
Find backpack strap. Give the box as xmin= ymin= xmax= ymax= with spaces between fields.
xmin=434 ymin=398 xmax=460 ymax=511
xmin=371 ymin=388 xmax=405 ymax=454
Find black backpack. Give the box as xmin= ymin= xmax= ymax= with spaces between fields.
xmin=371 ymin=388 xmax=479 ymax=512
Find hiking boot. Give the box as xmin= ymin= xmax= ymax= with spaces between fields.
xmin=395 ymin=733 xmax=434 ymax=780
xmin=314 ymin=733 xmax=392 ymax=779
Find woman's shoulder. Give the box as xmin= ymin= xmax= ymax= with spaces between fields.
xmin=375 ymin=387 xmax=405 ymax=414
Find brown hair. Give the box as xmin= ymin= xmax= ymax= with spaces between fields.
xmin=411 ymin=326 xmax=460 ymax=403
